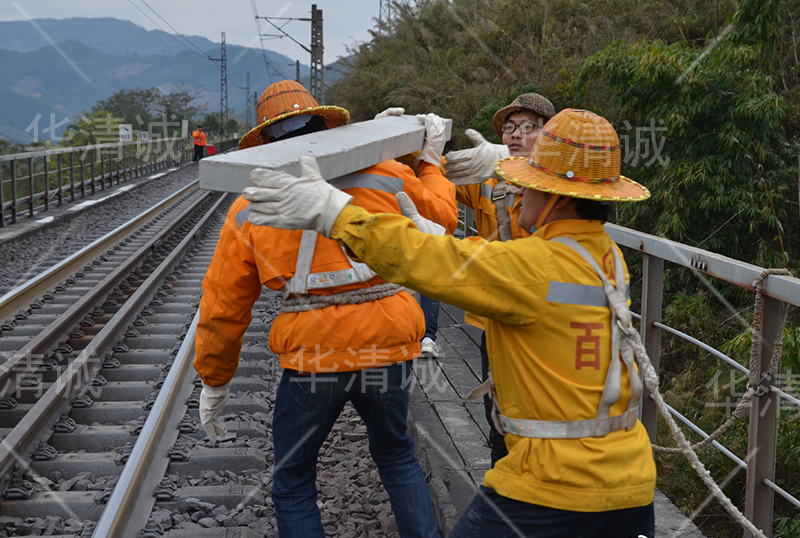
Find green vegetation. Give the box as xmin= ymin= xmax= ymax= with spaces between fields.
xmin=61 ymin=85 xmax=209 ymax=146
xmin=331 ymin=0 xmax=800 ymax=535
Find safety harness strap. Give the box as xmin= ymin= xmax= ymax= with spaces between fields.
xmin=282 ymin=231 xmax=380 ymax=298
xmin=491 ymin=178 xmax=522 ymax=242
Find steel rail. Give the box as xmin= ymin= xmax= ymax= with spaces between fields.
xmin=93 ymin=195 xmax=228 ymax=538
xmin=0 ymin=190 xmax=216 ymax=492
xmin=0 ymin=189 xmax=211 ymax=396
xmin=0 ymin=181 xmax=198 ymax=322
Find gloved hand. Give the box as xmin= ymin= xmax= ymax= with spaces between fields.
xmin=244 ymin=156 xmax=353 ymax=238
xmin=374 ymin=107 xmax=405 ymax=119
xmin=443 ymin=129 xmax=510 ymax=185
xmin=199 ymin=382 xmax=230 ymax=442
xmin=414 ymin=113 xmax=448 ymax=169
xmin=395 ymin=192 xmax=445 ymax=236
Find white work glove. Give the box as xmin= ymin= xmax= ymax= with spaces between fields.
xmin=414 ymin=113 xmax=447 ymax=169
xmin=395 ymin=192 xmax=445 ymax=236
xmin=443 ymin=129 xmax=510 ymax=185
xmin=244 ymin=156 xmax=353 ymax=238
xmin=374 ymin=107 xmax=405 ymax=119
xmin=199 ymin=382 xmax=230 ymax=442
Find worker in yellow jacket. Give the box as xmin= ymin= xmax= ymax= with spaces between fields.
xmin=242 ymin=108 xmax=657 ymax=537
xmin=444 ymin=92 xmax=556 ymax=465
xmin=194 ymin=80 xmax=456 ymax=538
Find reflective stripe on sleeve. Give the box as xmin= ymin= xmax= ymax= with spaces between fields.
xmin=235 ymin=205 xmax=251 ymax=228
xmin=329 ymin=173 xmax=404 ymax=193
xmin=546 ymin=281 xmax=629 ymax=307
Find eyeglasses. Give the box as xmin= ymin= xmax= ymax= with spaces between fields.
xmin=501 ymin=121 xmax=539 ymax=134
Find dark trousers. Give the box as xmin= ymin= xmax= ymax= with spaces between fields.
xmin=419 ymin=295 xmax=440 ymax=341
xmin=452 ymin=486 xmax=654 ymax=538
xmin=193 ymin=145 xmax=204 ymax=161
xmin=481 ymin=332 xmax=508 ymax=466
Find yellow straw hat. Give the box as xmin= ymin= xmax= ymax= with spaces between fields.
xmin=495 ymin=108 xmax=650 ymax=202
xmin=239 ymin=80 xmax=350 ymax=150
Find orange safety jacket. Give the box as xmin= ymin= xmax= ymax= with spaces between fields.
xmin=194 ymin=160 xmax=457 ymax=387
xmin=193 ymin=130 xmax=206 ymax=146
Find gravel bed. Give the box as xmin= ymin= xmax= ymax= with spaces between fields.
xmin=0 ymin=163 xmax=200 ymax=290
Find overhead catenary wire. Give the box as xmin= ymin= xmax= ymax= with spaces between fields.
xmin=138 ymin=0 xmax=215 ymax=60
xmin=127 ymin=0 xmax=251 ymax=114
xmin=249 ymin=0 xmax=287 ymax=82
xmin=125 ymin=0 xmax=208 ymax=61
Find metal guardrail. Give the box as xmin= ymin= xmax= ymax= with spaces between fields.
xmin=455 ymin=210 xmax=799 ymax=534
xmin=607 ymin=223 xmax=799 ymax=537
xmin=0 ymin=138 xmax=239 ymax=228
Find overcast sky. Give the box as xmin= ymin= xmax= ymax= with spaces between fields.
xmin=0 ymin=0 xmax=381 ymax=61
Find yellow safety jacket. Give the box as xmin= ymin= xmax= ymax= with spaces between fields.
xmin=456 ymin=178 xmax=527 ymax=329
xmin=329 ymin=206 xmax=656 ymax=512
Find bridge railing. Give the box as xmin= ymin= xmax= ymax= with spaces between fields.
xmin=0 ymin=138 xmax=194 ymax=227
xmin=607 ymin=223 xmax=800 ymax=537
xmin=457 ymin=208 xmax=799 ymax=535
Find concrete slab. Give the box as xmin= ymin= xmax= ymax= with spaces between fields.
xmin=199 ymin=115 xmax=452 ymax=194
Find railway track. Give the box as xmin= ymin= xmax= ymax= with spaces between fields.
xmin=0 ymin=180 xmax=401 ymax=538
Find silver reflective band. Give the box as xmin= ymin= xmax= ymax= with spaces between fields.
xmin=235 ymin=206 xmax=250 ymax=228
xmin=546 ymin=281 xmax=629 ymax=307
xmin=500 ymin=408 xmax=639 ymax=439
xmin=329 ymin=173 xmax=403 ymax=194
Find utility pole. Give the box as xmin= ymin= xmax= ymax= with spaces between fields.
xmin=379 ymin=0 xmax=394 ymax=29
xmin=245 ymin=72 xmax=252 ymax=129
xmin=219 ymin=32 xmax=229 ymax=139
xmin=309 ymin=5 xmax=324 ymax=103
xmin=257 ymin=4 xmax=325 ymax=102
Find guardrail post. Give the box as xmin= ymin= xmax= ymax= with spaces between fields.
xmin=10 ymin=158 xmax=17 ymax=224
xmin=90 ymin=149 xmax=96 ymax=195
xmin=56 ymin=153 xmax=63 ymax=205
xmin=0 ymin=160 xmax=5 ymax=228
xmin=640 ymin=253 xmax=664 ymax=442
xmin=744 ymin=294 xmax=783 ymax=537
xmin=44 ymin=155 xmax=50 ymax=211
xmin=27 ymin=156 xmax=34 ymax=217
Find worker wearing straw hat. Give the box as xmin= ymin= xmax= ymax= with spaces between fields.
xmin=242 ymin=108 xmax=657 ymax=537
xmin=195 ymin=80 xmax=456 ymax=538
xmin=443 ymin=92 xmax=556 ymax=467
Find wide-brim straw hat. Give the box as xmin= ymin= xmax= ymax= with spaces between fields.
xmin=492 ymin=93 xmax=556 ymax=139
xmin=239 ymin=80 xmax=350 ymax=150
xmin=495 ymin=108 xmax=650 ymax=202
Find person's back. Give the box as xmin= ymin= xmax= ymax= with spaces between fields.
xmin=195 ymin=80 xmax=454 ymax=538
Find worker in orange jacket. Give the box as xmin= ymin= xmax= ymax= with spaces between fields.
xmin=192 ymin=125 xmax=206 ymax=161
xmin=443 ymin=92 xmax=556 ymax=465
xmin=194 ymin=80 xmax=456 ymax=538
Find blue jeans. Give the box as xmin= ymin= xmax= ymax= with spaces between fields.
xmin=272 ymin=362 xmax=440 ymax=538
xmin=419 ymin=295 xmax=440 ymax=341
xmin=451 ymin=486 xmax=654 ymax=538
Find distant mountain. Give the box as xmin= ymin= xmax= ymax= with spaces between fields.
xmin=0 ymin=18 xmax=351 ymax=144
xmin=0 ymin=17 xmax=218 ymax=57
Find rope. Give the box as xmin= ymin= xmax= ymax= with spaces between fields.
xmin=654 ymin=268 xmax=790 ymax=454
xmin=281 ymin=283 xmax=405 ymax=312
xmin=627 ymin=268 xmax=791 ymax=538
